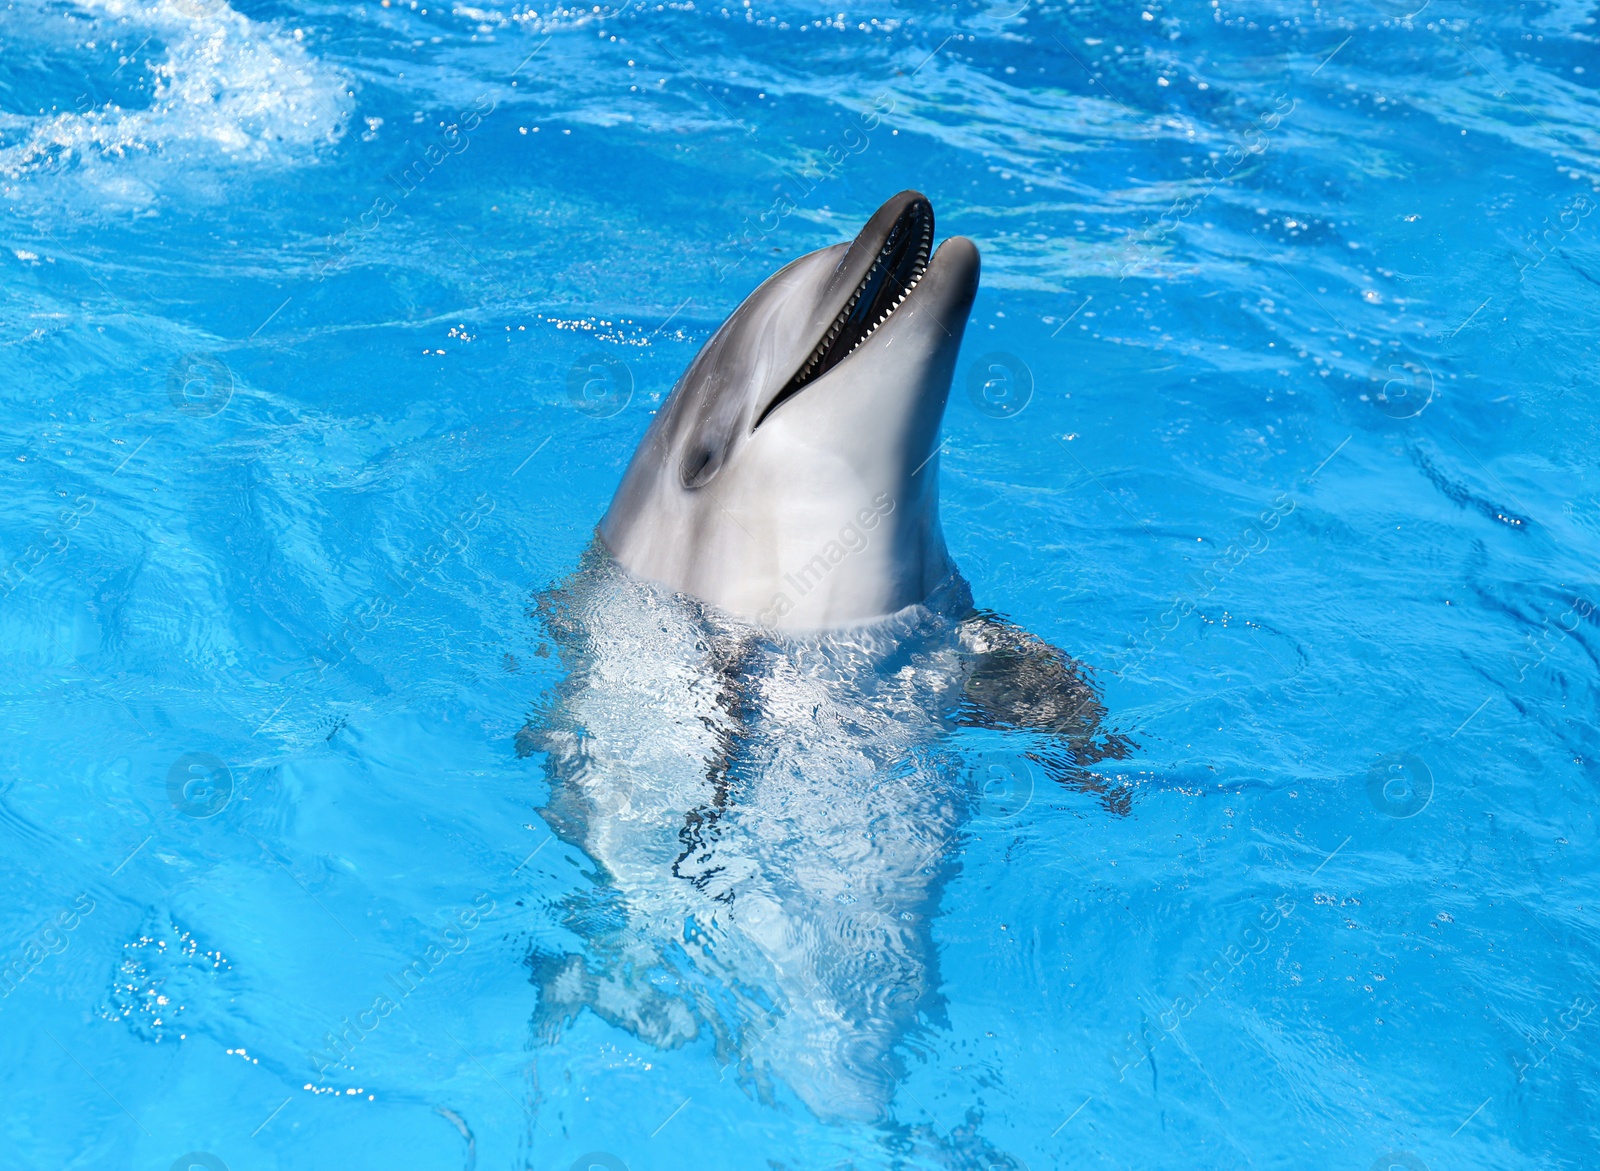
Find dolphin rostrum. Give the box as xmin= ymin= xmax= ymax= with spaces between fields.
xmin=516 ymin=192 xmax=1134 ymax=1139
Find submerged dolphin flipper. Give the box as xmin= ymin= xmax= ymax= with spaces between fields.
xmin=956 ymin=610 xmax=1137 ymax=812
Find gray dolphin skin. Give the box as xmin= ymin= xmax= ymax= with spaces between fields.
xmin=517 ymin=193 xmax=1133 ymax=1141
xmin=600 ymin=190 xmax=980 ymax=629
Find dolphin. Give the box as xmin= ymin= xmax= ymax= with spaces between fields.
xmin=516 ymin=192 xmax=1134 ymax=1137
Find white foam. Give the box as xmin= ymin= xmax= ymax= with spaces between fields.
xmin=1 ymin=0 xmax=350 ymax=199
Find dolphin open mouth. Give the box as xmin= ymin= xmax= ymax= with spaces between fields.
xmin=755 ymin=195 xmax=935 ymax=428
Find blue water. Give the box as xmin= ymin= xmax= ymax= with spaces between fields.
xmin=3 ymin=0 xmax=1598 ymax=1167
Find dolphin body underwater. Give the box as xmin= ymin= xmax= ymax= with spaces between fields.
xmin=516 ymin=192 xmax=1133 ymax=1126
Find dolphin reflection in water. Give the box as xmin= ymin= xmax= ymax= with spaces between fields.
xmin=515 ymin=193 xmax=1134 ymax=1124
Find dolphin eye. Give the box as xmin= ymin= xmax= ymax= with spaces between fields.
xmin=680 ymin=445 xmax=723 ymax=488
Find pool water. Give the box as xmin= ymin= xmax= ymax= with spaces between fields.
xmin=3 ymin=1 xmax=1598 ymax=1168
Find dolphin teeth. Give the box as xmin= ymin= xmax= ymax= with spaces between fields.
xmin=790 ymin=224 xmax=935 ymax=384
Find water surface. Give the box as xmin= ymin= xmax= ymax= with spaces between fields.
xmin=2 ymin=1 xmax=1598 ymax=1168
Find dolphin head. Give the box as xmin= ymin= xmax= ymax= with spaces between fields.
xmin=599 ymin=191 xmax=981 ymax=630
